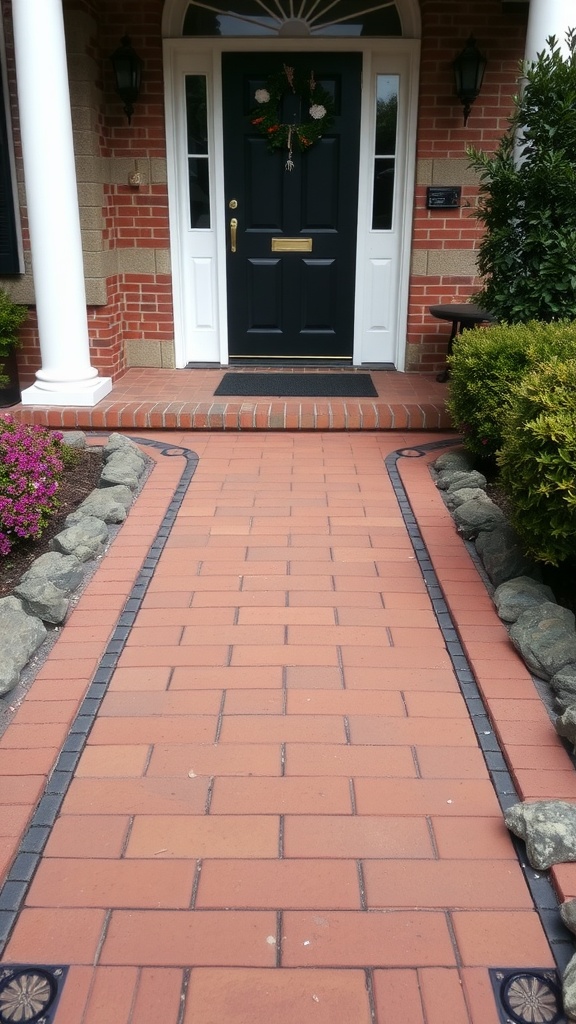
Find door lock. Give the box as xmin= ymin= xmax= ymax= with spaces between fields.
xmin=228 ymin=199 xmax=238 ymax=209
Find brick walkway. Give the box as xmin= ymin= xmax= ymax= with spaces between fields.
xmin=1 ymin=430 xmax=574 ymax=1023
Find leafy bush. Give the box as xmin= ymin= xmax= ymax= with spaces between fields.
xmin=447 ymin=319 xmax=576 ymax=458
xmin=0 ymin=417 xmax=64 ymax=556
xmin=468 ymin=33 xmax=576 ymax=322
xmin=498 ymin=358 xmax=576 ymax=566
xmin=0 ymin=290 xmax=27 ymax=387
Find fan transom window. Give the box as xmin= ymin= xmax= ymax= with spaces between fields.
xmin=183 ymin=1 xmax=403 ymax=37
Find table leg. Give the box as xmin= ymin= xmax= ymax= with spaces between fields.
xmin=436 ymin=320 xmax=460 ymax=383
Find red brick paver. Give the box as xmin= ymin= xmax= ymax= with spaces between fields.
xmin=11 ymin=368 xmax=449 ymax=432
xmin=0 ymin=431 xmax=567 ymax=1023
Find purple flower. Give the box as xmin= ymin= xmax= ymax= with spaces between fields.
xmin=0 ymin=419 xmax=64 ymax=555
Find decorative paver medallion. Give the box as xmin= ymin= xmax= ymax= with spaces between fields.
xmin=0 ymin=966 xmax=66 ymax=1023
xmin=489 ymin=969 xmax=565 ymax=1024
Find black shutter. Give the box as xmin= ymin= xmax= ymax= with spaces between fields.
xmin=0 ymin=65 xmax=20 ymax=274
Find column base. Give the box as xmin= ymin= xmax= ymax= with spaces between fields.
xmin=20 ymin=376 xmax=113 ymax=407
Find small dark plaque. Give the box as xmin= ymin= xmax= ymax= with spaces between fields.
xmin=426 ymin=186 xmax=461 ymax=209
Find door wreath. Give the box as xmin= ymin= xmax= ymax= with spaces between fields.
xmin=250 ymin=64 xmax=334 ymax=171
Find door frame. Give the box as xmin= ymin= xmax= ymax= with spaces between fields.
xmin=163 ymin=36 xmax=421 ymax=370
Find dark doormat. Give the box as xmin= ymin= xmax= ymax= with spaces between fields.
xmin=214 ymin=373 xmax=379 ymax=398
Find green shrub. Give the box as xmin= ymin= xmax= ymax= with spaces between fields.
xmin=0 ymin=289 xmax=27 ymax=387
xmin=498 ymin=358 xmax=576 ymax=566
xmin=468 ymin=33 xmax=576 ymax=323
xmin=447 ymin=319 xmax=576 ymax=458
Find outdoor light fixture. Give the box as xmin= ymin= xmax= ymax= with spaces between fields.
xmin=453 ymin=36 xmax=487 ymax=126
xmin=111 ymin=36 xmax=143 ymax=125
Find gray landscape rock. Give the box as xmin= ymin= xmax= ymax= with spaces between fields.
xmin=50 ymin=516 xmax=109 ymax=562
xmin=0 ymin=597 xmax=47 ymax=695
xmin=475 ymin=526 xmax=536 ymax=588
xmin=103 ymin=432 xmax=143 ymax=459
xmin=452 ymin=495 xmax=506 ymax=539
xmin=19 ymin=551 xmax=84 ymax=594
xmin=444 ymin=486 xmax=487 ymax=510
xmin=99 ymin=449 xmax=145 ymax=490
xmin=550 ymin=665 xmax=576 ymax=711
xmin=563 ymin=953 xmax=576 ymax=1021
xmin=561 ymin=901 xmax=576 ymax=937
xmin=65 ymin=484 xmax=132 ymax=526
xmin=60 ymin=430 xmax=86 ymax=449
xmin=13 ymin=577 xmax=69 ymax=625
xmin=0 ymin=437 xmax=144 ymax=696
xmin=494 ymin=576 xmax=556 ymax=623
xmin=509 ymin=602 xmax=576 ymax=681
xmin=555 ymin=707 xmax=576 ymax=753
xmin=436 ymin=469 xmax=488 ymax=492
xmin=505 ymin=800 xmax=576 ymax=870
xmin=433 ymin=450 xmax=474 ymax=473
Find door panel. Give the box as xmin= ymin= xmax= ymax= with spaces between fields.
xmin=301 ymin=260 xmax=337 ymax=331
xmin=247 ymin=259 xmax=282 ymax=331
xmin=222 ymin=52 xmax=361 ymax=360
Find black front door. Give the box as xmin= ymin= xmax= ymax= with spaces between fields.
xmin=222 ymin=53 xmax=361 ymax=361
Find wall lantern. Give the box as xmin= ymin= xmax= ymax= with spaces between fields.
xmin=111 ymin=36 xmax=143 ymax=125
xmin=453 ymin=36 xmax=487 ymax=126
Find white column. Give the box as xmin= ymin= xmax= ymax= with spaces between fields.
xmin=525 ymin=0 xmax=574 ymax=62
xmin=11 ymin=0 xmax=111 ymax=406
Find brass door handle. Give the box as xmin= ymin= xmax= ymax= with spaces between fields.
xmin=230 ymin=217 xmax=238 ymax=253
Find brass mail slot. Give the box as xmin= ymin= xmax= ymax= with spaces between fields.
xmin=271 ymin=237 xmax=313 ymax=252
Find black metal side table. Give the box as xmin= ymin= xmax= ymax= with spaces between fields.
xmin=430 ymin=302 xmax=497 ymax=382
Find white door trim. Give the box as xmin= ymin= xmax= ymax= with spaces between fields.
xmin=163 ymin=37 xmax=420 ymax=369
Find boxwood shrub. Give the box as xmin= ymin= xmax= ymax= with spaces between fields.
xmin=497 ymin=358 xmax=576 ymax=566
xmin=447 ymin=319 xmax=576 ymax=459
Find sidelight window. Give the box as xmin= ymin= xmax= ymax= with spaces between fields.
xmin=371 ymin=74 xmax=399 ymax=231
xmin=185 ymin=75 xmax=210 ymax=229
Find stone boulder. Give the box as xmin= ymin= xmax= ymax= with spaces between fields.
xmin=433 ymin=450 xmax=475 ymax=473
xmin=475 ymin=527 xmax=536 ymax=589
xmin=550 ymin=665 xmax=576 ymax=712
xmin=65 ymin=484 xmax=132 ymax=526
xmin=18 ymin=551 xmax=84 ymax=594
xmin=509 ymin=602 xmax=576 ymax=681
xmin=13 ymin=577 xmax=69 ymax=625
xmin=563 ymin=952 xmax=576 ymax=1021
xmin=561 ymin=900 xmax=576 ymax=937
xmin=0 ymin=597 xmax=47 ymax=695
xmin=555 ymin=707 xmax=576 ymax=753
xmin=505 ymin=800 xmax=576 ymax=870
xmin=444 ymin=486 xmax=487 ymax=510
xmin=452 ymin=495 xmax=506 ymax=540
xmin=59 ymin=430 xmax=86 ymax=449
xmin=99 ymin=449 xmax=146 ymax=491
xmin=494 ymin=576 xmax=556 ymax=624
xmin=436 ymin=469 xmax=488 ymax=493
xmin=50 ymin=516 xmax=109 ymax=563
xmin=103 ymin=432 xmax=143 ymax=459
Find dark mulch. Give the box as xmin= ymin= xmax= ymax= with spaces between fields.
xmin=0 ymin=447 xmax=104 ymax=600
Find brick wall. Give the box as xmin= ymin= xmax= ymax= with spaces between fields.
xmin=4 ymin=0 xmax=529 ymax=381
xmin=408 ymin=0 xmax=528 ymax=371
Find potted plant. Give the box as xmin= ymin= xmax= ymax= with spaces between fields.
xmin=0 ymin=289 xmax=28 ymax=408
